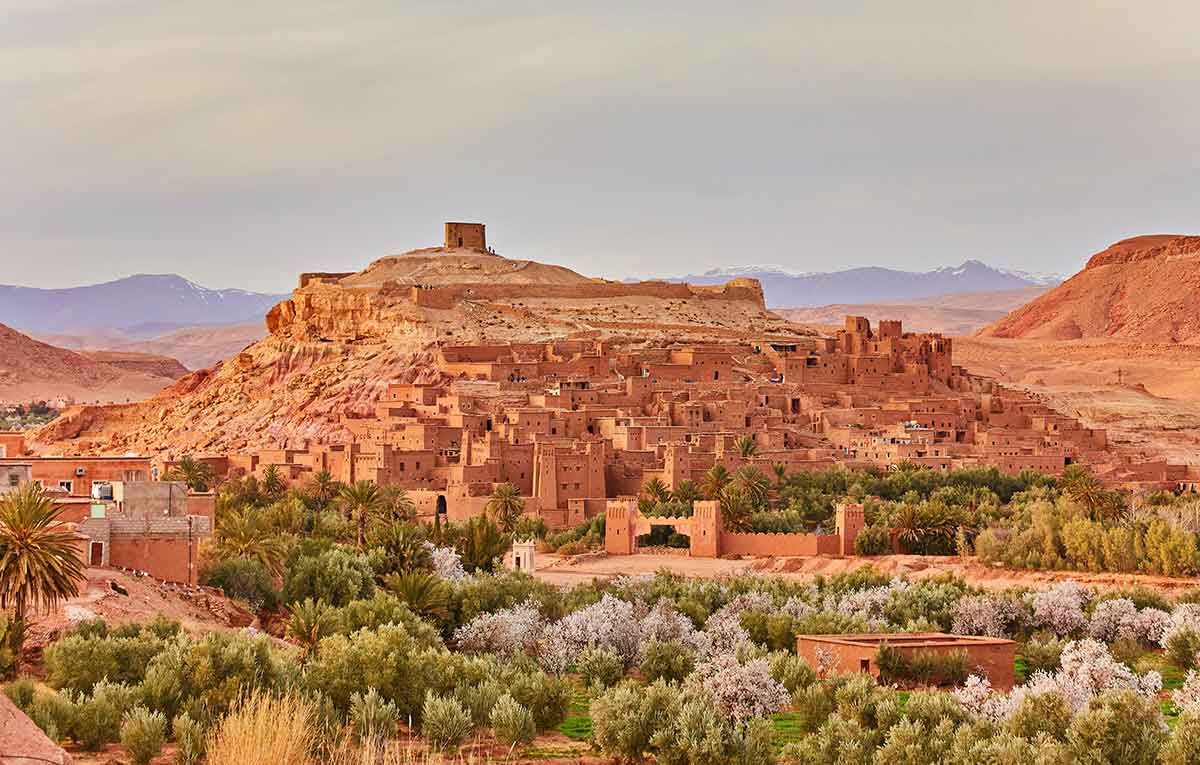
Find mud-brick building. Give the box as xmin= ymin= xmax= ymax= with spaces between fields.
xmin=796 ymin=633 xmax=1017 ymax=690
xmin=75 ymin=480 xmax=213 ymax=585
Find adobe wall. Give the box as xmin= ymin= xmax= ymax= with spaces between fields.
xmin=400 ymin=279 xmax=766 ymax=308
xmin=25 ymin=457 xmax=152 ymax=498
xmin=796 ymin=636 xmax=1015 ymax=690
xmin=0 ymin=431 xmax=26 ymax=458
xmin=718 ymin=531 xmax=840 ymax=556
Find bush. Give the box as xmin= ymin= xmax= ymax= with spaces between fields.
xmin=455 ymin=678 xmax=503 ymax=726
xmin=577 ymin=645 xmax=625 ymax=690
xmin=854 ymin=524 xmax=891 ymax=555
xmin=4 ymin=676 xmax=36 ymax=709
xmin=490 ymin=693 xmax=536 ymax=747
xmin=28 ymin=689 xmax=77 ymax=743
xmin=556 ymin=541 xmax=587 ymax=556
xmin=333 ymin=592 xmax=443 ymax=648
xmin=640 ymin=639 xmax=695 ymax=683
xmin=173 ymin=712 xmax=207 ymax=765
xmin=121 ymin=706 xmax=167 ymax=765
xmin=591 ymin=680 xmax=679 ymax=764
xmin=1169 ymin=628 xmax=1200 ymax=670
xmin=304 ymin=623 xmax=431 ymax=717
xmin=506 ymin=667 xmax=573 ymax=730
xmin=140 ymin=631 xmax=291 ymax=725
xmin=654 ymin=693 xmax=776 ymax=765
xmin=0 ymin=614 xmax=24 ymax=679
xmin=1021 ymin=637 xmax=1065 ymax=675
xmin=1005 ymin=689 xmax=1071 ymax=741
xmin=1162 ymin=712 xmax=1200 ymax=765
xmin=283 ymin=547 xmax=376 ymax=607
xmin=74 ymin=679 xmax=138 ymax=751
xmin=770 ymin=651 xmax=817 ymax=693
xmin=44 ymin=630 xmax=168 ymax=693
xmin=421 ymin=691 xmax=472 ymax=751
xmin=203 ymin=557 xmax=280 ymax=611
xmin=1065 ymin=688 xmax=1165 ymax=764
xmin=349 ymin=687 xmax=399 ymax=745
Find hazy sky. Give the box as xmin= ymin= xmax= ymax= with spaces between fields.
xmin=2 ymin=1 xmax=1198 ymax=292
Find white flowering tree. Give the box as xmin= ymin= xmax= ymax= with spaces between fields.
xmin=684 ymin=654 xmax=790 ymax=722
xmin=453 ymin=599 xmax=544 ymax=657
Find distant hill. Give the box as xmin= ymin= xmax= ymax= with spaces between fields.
xmin=0 ymin=274 xmax=286 ymax=333
xmin=777 ymin=286 xmax=1050 ymax=336
xmin=657 ymin=261 xmax=1061 ymax=308
xmin=0 ymin=323 xmax=180 ymax=404
xmin=980 ymin=235 xmax=1200 ymax=343
xmin=38 ymin=322 xmax=266 ymax=372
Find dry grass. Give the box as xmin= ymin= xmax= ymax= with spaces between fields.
xmin=327 ymin=741 xmax=505 ymax=765
xmin=205 ymin=693 xmax=316 ymax=765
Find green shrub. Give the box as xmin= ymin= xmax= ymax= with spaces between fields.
xmin=421 ymin=691 xmax=473 ymax=751
xmin=854 ymin=524 xmax=891 ymax=555
xmin=770 ymin=651 xmax=817 ymax=693
xmin=1168 ymin=628 xmax=1200 ymax=670
xmin=652 ymin=693 xmax=775 ymax=765
xmin=507 ymin=667 xmax=573 ymax=730
xmin=1005 ymin=689 xmax=1071 ymax=742
xmin=455 ymin=678 xmax=503 ymax=726
xmin=172 ymin=711 xmax=207 ymax=765
xmin=74 ymin=679 xmax=138 ymax=751
xmin=140 ymin=631 xmax=291 ymax=725
xmin=44 ymin=631 xmax=168 ymax=693
xmin=1065 ymin=688 xmax=1165 ymax=764
xmin=4 ymin=676 xmax=36 ymax=709
xmin=332 ymin=592 xmax=442 ymax=648
xmin=203 ymin=556 xmax=280 ymax=611
xmin=70 ymin=617 xmax=110 ymax=639
xmin=639 ymin=640 xmax=695 ymax=683
xmin=304 ymin=623 xmax=431 ymax=717
xmin=349 ymin=687 xmax=399 ymax=745
xmin=121 ymin=706 xmax=167 ymax=765
xmin=490 ymin=693 xmax=536 ymax=747
xmin=0 ymin=614 xmax=23 ymax=679
xmin=1020 ymin=637 xmax=1065 ymax=675
xmin=577 ymin=645 xmax=625 ymax=690
xmin=28 ymin=689 xmax=77 ymax=743
xmin=591 ymin=680 xmax=679 ymax=764
xmin=283 ymin=547 xmax=375 ymax=607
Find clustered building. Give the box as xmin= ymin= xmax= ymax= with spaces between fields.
xmin=187 ymin=316 xmax=1198 ymax=533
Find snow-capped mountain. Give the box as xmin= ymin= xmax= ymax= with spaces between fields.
xmin=0 ymin=274 xmax=288 ymax=333
xmin=657 ymin=260 xmax=1064 ymax=308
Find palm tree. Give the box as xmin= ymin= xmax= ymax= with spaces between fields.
xmin=380 ymin=486 xmax=418 ymax=523
xmin=211 ymin=510 xmax=287 ymax=576
xmin=340 ymin=480 xmax=386 ymax=549
xmin=734 ymin=436 xmax=758 ymax=459
xmin=717 ymin=484 xmax=754 ymax=532
xmin=641 ymin=478 xmax=671 ymax=505
xmin=285 ymin=598 xmax=336 ymax=661
xmin=366 ymin=521 xmax=432 ymax=573
xmin=261 ymin=465 xmax=286 ymax=501
xmin=730 ymin=466 xmax=771 ymax=508
xmin=485 ymin=484 xmax=524 ymax=533
xmin=771 ymin=463 xmax=788 ymax=488
xmin=382 ymin=570 xmax=448 ymax=620
xmin=671 ymin=480 xmax=702 ymax=507
xmin=700 ymin=465 xmax=731 ymax=501
xmin=458 ymin=516 xmax=507 ymax=573
xmin=304 ymin=471 xmax=341 ymax=508
xmin=0 ymin=484 xmax=86 ymax=641
xmin=164 ymin=455 xmax=214 ymax=493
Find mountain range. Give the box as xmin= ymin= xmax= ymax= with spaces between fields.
xmin=0 ymin=274 xmax=287 ymax=334
xmin=657 ymin=260 xmax=1063 ymax=308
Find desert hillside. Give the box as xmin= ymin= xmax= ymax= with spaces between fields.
xmin=33 ymin=245 xmax=799 ymax=455
xmin=40 ymin=322 xmax=267 ymax=371
xmin=980 ymin=234 xmax=1200 ymax=343
xmin=0 ymin=324 xmax=180 ymax=404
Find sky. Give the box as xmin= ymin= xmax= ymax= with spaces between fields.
xmin=2 ymin=1 xmax=1198 ymax=293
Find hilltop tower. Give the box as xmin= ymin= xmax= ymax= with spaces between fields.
xmin=445 ymin=222 xmax=486 ymax=251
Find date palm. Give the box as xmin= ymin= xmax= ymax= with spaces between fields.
xmin=485 ymin=484 xmax=525 ymax=533
xmin=700 ymin=465 xmax=731 ymax=501
xmin=0 ymin=484 xmax=86 ymax=634
xmin=734 ymin=435 xmax=759 ymax=458
xmin=340 ymin=480 xmax=386 ymax=549
xmin=730 ymin=466 xmax=771 ymax=508
xmin=382 ymin=570 xmax=448 ymax=620
xmin=671 ymin=480 xmax=702 ymax=506
xmin=285 ymin=597 xmax=336 ymax=661
xmin=304 ymin=471 xmax=341 ymax=508
xmin=641 ymin=478 xmax=671 ymax=505
xmin=211 ymin=510 xmax=287 ymax=576
xmin=164 ymin=455 xmax=214 ymax=493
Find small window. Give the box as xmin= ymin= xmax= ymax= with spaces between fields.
xmin=859 ymin=658 xmax=870 ymax=672
xmin=59 ymin=480 xmax=73 ymax=493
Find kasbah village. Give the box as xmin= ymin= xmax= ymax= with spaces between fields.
xmin=4 ymin=223 xmax=1200 ymax=764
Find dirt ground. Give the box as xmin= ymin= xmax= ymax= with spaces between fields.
xmin=535 ymin=552 xmax=1200 ymax=593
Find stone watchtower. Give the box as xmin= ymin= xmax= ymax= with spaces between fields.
xmin=445 ymin=222 xmax=486 ymax=251
xmin=835 ymin=502 xmax=866 ymax=555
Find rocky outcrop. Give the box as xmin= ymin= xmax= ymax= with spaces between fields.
xmin=31 ymin=246 xmax=792 ymax=455
xmin=980 ymin=235 xmax=1200 ymax=344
